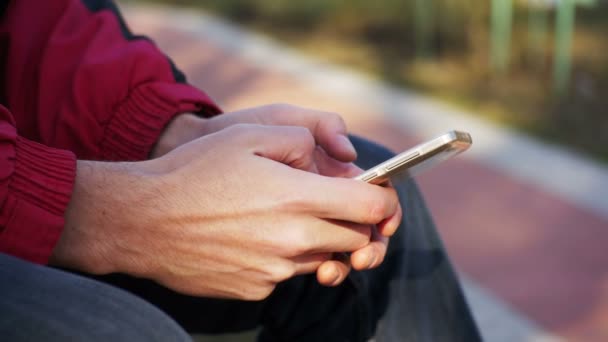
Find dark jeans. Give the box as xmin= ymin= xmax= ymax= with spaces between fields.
xmin=0 ymin=136 xmax=481 ymax=341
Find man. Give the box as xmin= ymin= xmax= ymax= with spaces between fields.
xmin=0 ymin=0 xmax=481 ymax=340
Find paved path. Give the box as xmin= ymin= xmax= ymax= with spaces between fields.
xmin=121 ymin=3 xmax=608 ymax=341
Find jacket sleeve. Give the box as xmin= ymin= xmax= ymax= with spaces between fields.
xmin=0 ymin=0 xmax=221 ymax=161
xmin=0 ymin=105 xmax=76 ymax=264
xmin=0 ymin=0 xmax=221 ymax=264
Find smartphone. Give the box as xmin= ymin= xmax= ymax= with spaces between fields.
xmin=354 ymin=130 xmax=472 ymax=185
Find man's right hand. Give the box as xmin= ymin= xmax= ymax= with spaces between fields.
xmin=52 ymin=124 xmax=400 ymax=300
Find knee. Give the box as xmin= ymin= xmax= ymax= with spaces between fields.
xmin=0 ymin=255 xmax=190 ymax=342
xmin=74 ymin=282 xmax=191 ymax=342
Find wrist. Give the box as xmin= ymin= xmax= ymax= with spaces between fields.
xmin=51 ymin=160 xmax=160 ymax=275
xmin=151 ymin=113 xmax=208 ymax=158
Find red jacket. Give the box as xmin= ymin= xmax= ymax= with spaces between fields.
xmin=0 ymin=0 xmax=221 ymax=264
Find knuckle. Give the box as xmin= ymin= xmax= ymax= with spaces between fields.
xmin=284 ymin=127 xmax=315 ymax=158
xmin=326 ymin=111 xmax=346 ymax=127
xmin=269 ymin=102 xmax=295 ymax=113
xmin=315 ymin=110 xmax=346 ymax=134
xmin=242 ymin=284 xmax=275 ymax=301
xmin=298 ymin=135 xmax=316 ymax=156
xmin=227 ymin=123 xmax=249 ymax=131
xmin=363 ymin=199 xmax=387 ymax=223
xmin=268 ymin=261 xmax=296 ymax=282
xmin=387 ymin=189 xmax=400 ymax=215
xmin=225 ymin=123 xmax=254 ymax=136
xmin=293 ymin=237 xmax=314 ymax=256
xmin=286 ymin=227 xmax=316 ymax=255
xmin=363 ymin=188 xmax=399 ymax=223
xmin=291 ymin=126 xmax=315 ymax=143
xmin=276 ymin=190 xmax=305 ymax=212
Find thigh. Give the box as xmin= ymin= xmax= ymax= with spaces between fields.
xmin=0 ymin=253 xmax=190 ymax=342
xmin=350 ymin=135 xmax=481 ymax=341
xmin=96 ymin=273 xmax=267 ymax=335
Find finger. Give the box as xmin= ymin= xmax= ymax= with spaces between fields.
xmin=374 ymin=181 xmax=402 ymax=237
xmin=292 ymin=173 xmax=400 ymax=225
xmin=220 ymin=213 xmax=371 ymax=259
xmin=350 ymin=227 xmax=389 ymax=270
xmin=164 ymin=124 xmax=319 ymax=174
xmin=291 ymin=253 xmax=333 ymax=274
xmin=260 ymin=105 xmax=357 ymax=162
xmin=314 ymin=146 xmax=362 ymax=178
xmin=289 ymin=217 xmax=372 ymax=255
xmin=233 ymin=124 xmax=319 ymax=173
xmin=316 ymin=253 xmax=351 ymax=286
xmin=377 ymin=200 xmax=403 ymax=237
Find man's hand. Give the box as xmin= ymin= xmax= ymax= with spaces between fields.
xmin=53 ymin=125 xmax=401 ymax=300
xmin=151 ymin=104 xmax=402 ymax=286
xmin=152 ymin=104 xmax=357 ymax=163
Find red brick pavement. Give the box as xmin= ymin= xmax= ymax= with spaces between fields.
xmin=130 ymin=19 xmax=608 ymax=341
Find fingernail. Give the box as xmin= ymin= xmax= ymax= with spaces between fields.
xmin=338 ymin=135 xmax=357 ymax=157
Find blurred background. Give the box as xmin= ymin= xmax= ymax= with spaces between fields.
xmin=120 ymin=0 xmax=607 ymax=341
xmin=138 ymin=0 xmax=608 ymax=162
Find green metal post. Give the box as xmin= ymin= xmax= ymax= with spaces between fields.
xmin=527 ymin=5 xmax=549 ymax=68
xmin=490 ymin=0 xmax=513 ymax=74
xmin=414 ymin=0 xmax=434 ymax=58
xmin=553 ymin=0 xmax=576 ymax=95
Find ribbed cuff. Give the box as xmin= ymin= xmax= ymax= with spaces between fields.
xmin=100 ymin=82 xmax=221 ymax=161
xmin=0 ymin=137 xmax=76 ymax=264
